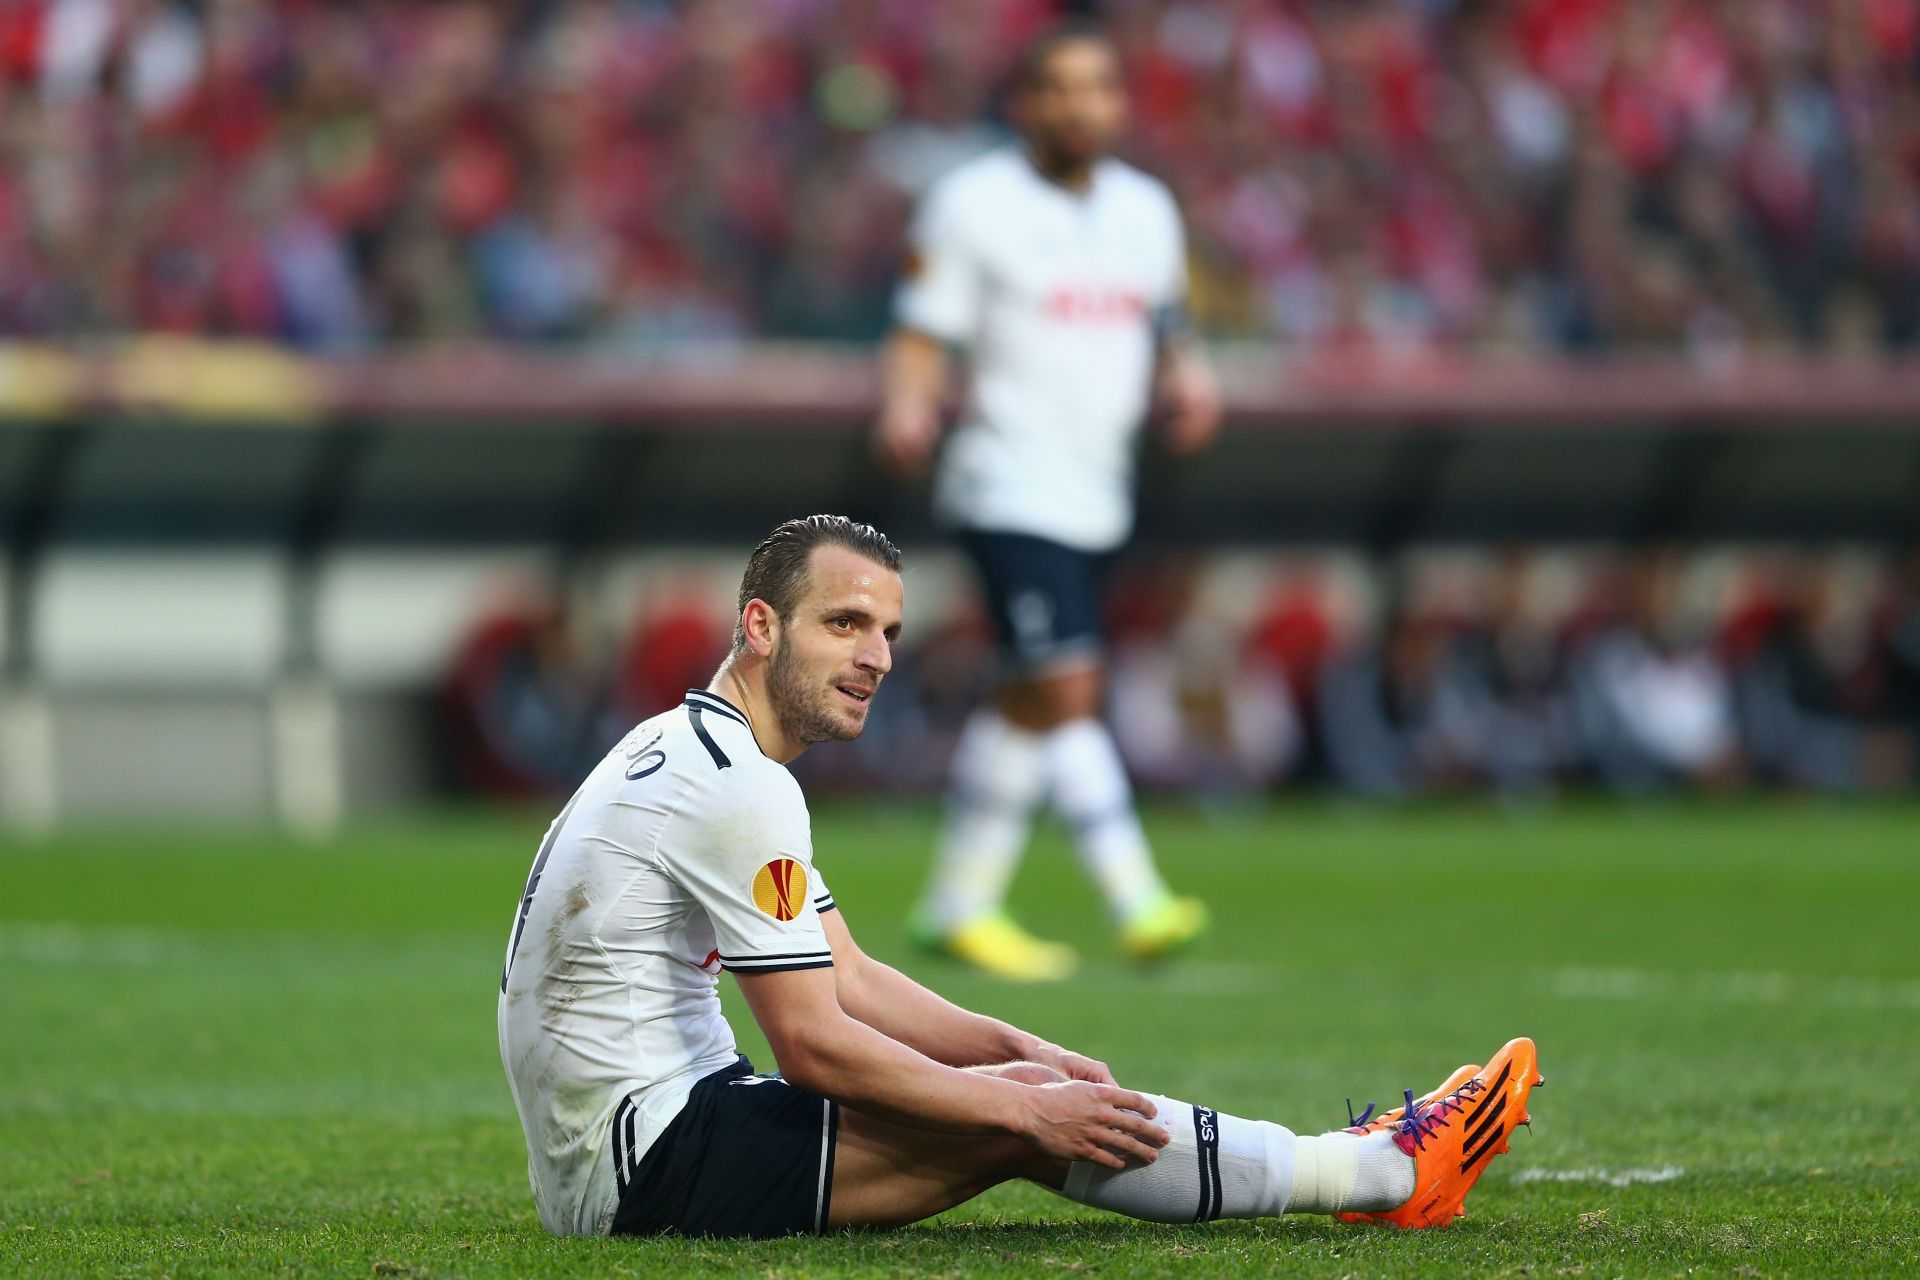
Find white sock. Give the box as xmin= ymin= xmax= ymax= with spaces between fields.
xmin=1045 ymin=718 xmax=1170 ymax=920
xmin=1058 ymin=1097 xmax=1413 ymax=1222
xmin=917 ymin=710 xmax=1048 ymax=931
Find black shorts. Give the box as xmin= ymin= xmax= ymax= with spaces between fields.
xmin=610 ymin=1056 xmax=839 ymax=1239
xmin=958 ymin=528 xmax=1118 ymax=674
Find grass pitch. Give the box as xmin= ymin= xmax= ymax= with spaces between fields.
xmin=2 ymin=799 xmax=1916 ymax=1278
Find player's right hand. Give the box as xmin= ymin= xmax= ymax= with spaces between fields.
xmin=1016 ymin=1080 xmax=1171 ymax=1169
xmin=873 ymin=403 xmax=940 ymax=476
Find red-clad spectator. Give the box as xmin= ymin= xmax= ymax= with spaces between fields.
xmin=442 ymin=584 xmax=617 ymax=798
xmin=1244 ymin=569 xmax=1338 ymax=711
xmin=619 ymin=596 xmax=729 ymax=723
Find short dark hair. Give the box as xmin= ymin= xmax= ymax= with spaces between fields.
xmin=731 ymin=515 xmax=902 ymax=653
xmin=1014 ymin=18 xmax=1115 ymax=93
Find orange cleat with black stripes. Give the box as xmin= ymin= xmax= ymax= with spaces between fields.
xmin=1345 ymin=1037 xmax=1542 ymax=1230
xmin=1341 ymin=1061 xmax=1482 ymax=1137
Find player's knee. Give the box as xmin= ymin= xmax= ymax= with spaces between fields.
xmin=977 ymin=1060 xmax=1068 ymax=1087
xmin=997 ymin=671 xmax=1102 ymax=730
xmin=1040 ymin=670 xmax=1103 ymax=724
xmin=993 ymin=683 xmax=1049 ymax=730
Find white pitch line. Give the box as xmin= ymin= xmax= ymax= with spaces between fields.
xmin=1541 ymin=965 xmax=1920 ymax=1011
xmin=0 ymin=921 xmax=476 ymax=971
xmin=6 ymin=923 xmax=1917 ymax=1013
xmin=0 ymin=921 xmax=178 ymax=966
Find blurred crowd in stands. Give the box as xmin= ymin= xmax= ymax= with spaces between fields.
xmin=3 ymin=0 xmax=1919 ymax=355
xmin=445 ymin=544 xmax=1920 ymax=801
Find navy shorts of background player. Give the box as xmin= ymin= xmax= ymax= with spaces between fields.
xmin=958 ymin=529 xmax=1118 ymax=674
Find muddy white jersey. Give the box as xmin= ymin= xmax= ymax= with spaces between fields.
xmin=497 ymin=687 xmax=836 ymax=1236
xmin=895 ymin=146 xmax=1187 ymax=553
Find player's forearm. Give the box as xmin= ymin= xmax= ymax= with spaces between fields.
xmin=880 ymin=329 xmax=949 ymax=416
xmin=1155 ymin=336 xmax=1204 ymax=391
xmin=779 ymin=1010 xmax=1034 ymax=1136
xmin=838 ymin=954 xmax=1032 ymax=1066
xmin=1153 ymin=337 xmax=1222 ymax=454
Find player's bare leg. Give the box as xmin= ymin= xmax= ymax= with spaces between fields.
xmin=826 ymin=1041 xmax=1543 ymax=1232
xmin=995 ymin=663 xmax=1104 ymax=731
xmin=828 ymin=1062 xmax=1072 ymax=1228
xmin=1002 ymin=664 xmax=1208 ymax=963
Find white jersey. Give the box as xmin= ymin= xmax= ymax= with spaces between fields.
xmin=497 ymin=688 xmax=836 ymax=1236
xmin=895 ymin=146 xmax=1188 ymax=553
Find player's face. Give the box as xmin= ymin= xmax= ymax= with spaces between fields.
xmin=1018 ymin=38 xmax=1126 ymax=169
xmin=767 ymin=545 xmax=903 ymax=745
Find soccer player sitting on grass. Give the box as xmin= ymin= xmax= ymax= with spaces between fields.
xmin=498 ymin=515 xmax=1542 ymax=1240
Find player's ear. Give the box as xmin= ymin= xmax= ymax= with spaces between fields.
xmin=741 ymin=598 xmax=780 ymax=659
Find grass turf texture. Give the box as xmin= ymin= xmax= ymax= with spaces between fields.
xmin=2 ymin=801 xmax=1916 ymax=1278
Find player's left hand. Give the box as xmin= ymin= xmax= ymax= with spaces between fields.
xmin=1029 ymin=1040 xmax=1116 ymax=1086
xmin=1159 ymin=347 xmax=1221 ymax=456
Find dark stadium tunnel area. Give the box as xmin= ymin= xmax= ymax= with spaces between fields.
xmin=7 ymin=417 xmax=1920 ymax=549
xmin=5 ymin=414 xmax=1920 ymax=821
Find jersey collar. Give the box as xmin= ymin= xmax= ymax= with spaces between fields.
xmin=684 ymin=688 xmax=751 ymax=729
xmin=1018 ymin=145 xmax=1111 ymax=202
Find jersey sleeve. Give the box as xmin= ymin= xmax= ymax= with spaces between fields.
xmin=1153 ymin=187 xmax=1191 ymax=310
xmin=893 ymin=182 xmax=983 ymax=343
xmin=661 ymin=772 xmax=834 ymax=974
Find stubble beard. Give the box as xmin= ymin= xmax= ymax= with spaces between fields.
xmin=767 ymin=640 xmax=861 ymax=746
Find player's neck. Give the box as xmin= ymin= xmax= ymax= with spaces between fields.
xmin=710 ymin=664 xmax=804 ymax=764
xmin=1024 ymin=144 xmax=1096 ymax=193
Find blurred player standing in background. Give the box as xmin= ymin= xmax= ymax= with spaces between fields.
xmin=876 ymin=22 xmax=1221 ymax=981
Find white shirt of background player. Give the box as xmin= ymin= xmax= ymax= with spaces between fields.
xmin=894 ymin=146 xmax=1191 ymax=554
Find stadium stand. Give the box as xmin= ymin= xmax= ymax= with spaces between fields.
xmin=1 ymin=0 xmax=1917 ymax=353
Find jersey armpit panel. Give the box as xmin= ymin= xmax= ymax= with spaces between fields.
xmin=1152 ymin=183 xmax=1190 ymax=309
xmin=657 ymin=767 xmax=835 ymax=975
xmin=894 ymin=180 xmax=985 ymax=344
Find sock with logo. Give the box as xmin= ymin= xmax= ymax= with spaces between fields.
xmin=917 ymin=709 xmax=1048 ymax=931
xmin=1045 ymin=717 xmax=1171 ymax=921
xmin=1057 ymin=1097 xmax=1414 ymax=1221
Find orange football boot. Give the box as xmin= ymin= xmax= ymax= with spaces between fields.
xmin=1341 ymin=1062 xmax=1482 ymax=1136
xmin=1346 ymin=1036 xmax=1542 ymax=1230
xmin=1335 ymin=1061 xmax=1482 ymax=1225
